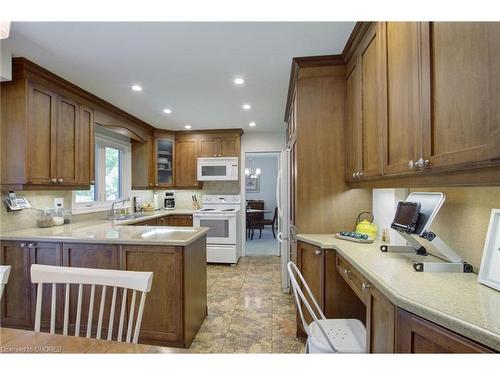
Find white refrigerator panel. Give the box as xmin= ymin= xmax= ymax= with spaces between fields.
xmin=278 ymin=149 xmax=291 ymax=292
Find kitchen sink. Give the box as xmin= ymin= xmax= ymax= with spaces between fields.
xmin=107 ymin=212 xmax=148 ymax=221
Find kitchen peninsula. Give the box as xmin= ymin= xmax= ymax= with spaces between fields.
xmin=0 ymin=217 xmax=209 ymax=348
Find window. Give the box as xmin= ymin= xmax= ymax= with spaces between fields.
xmin=72 ymin=132 xmax=131 ymax=214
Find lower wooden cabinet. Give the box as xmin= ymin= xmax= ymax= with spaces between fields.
xmin=395 ymin=309 xmax=493 ymax=353
xmin=130 ymin=214 xmax=193 ymax=227
xmin=0 ymin=238 xmax=207 ymax=348
xmin=366 ymin=284 xmax=395 ymax=353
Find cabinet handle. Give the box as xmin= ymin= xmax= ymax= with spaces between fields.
xmin=51 ymin=178 xmax=57 ymax=183
xmin=314 ymin=249 xmax=322 ymax=256
xmin=344 ymin=268 xmax=351 ymax=277
xmin=358 ymin=172 xmax=364 ymax=178
xmin=27 ymin=242 xmax=35 ymax=248
xmin=20 ymin=242 xmax=26 ymax=248
xmin=422 ymin=159 xmax=430 ymax=169
xmin=362 ymin=282 xmax=371 ymax=291
xmin=90 ymin=180 xmax=95 ymax=185
xmin=408 ymin=160 xmax=415 ymax=169
xmin=352 ymin=172 xmax=356 ymax=178
xmin=57 ymin=179 xmax=63 ymax=183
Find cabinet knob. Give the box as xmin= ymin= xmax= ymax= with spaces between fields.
xmin=90 ymin=180 xmax=95 ymax=185
xmin=344 ymin=268 xmax=351 ymax=276
xmin=27 ymin=242 xmax=35 ymax=248
xmin=51 ymin=178 xmax=58 ymax=183
xmin=20 ymin=242 xmax=26 ymax=248
xmin=352 ymin=172 xmax=356 ymax=178
xmin=362 ymin=282 xmax=371 ymax=290
xmin=358 ymin=172 xmax=364 ymax=178
xmin=408 ymin=160 xmax=415 ymax=169
xmin=422 ymin=159 xmax=430 ymax=169
xmin=314 ymin=249 xmax=322 ymax=256
xmin=57 ymin=178 xmax=63 ymax=183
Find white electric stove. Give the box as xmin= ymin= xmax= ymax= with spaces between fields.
xmin=193 ymin=195 xmax=241 ymax=264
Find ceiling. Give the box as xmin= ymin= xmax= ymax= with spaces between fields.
xmin=2 ymin=22 xmax=355 ymax=132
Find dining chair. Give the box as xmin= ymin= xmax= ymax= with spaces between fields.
xmin=30 ymin=264 xmax=153 ymax=344
xmin=255 ymin=207 xmax=278 ymax=239
xmin=0 ymin=265 xmax=11 ymax=301
xmin=287 ymin=261 xmax=366 ymax=353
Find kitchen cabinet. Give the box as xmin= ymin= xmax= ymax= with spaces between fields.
xmin=131 ymin=136 xmax=155 ymax=189
xmin=199 ymin=134 xmax=240 ymax=157
xmin=420 ymin=22 xmax=500 ymax=171
xmin=0 ymin=241 xmax=62 ymax=330
xmin=130 ymin=218 xmax=160 ymax=226
xmin=153 ymin=137 xmax=174 ymax=188
xmin=396 ymin=309 xmax=493 ymax=353
xmin=365 ymin=283 xmax=395 ymax=353
xmin=174 ymin=136 xmax=201 ymax=189
xmin=1 ymin=61 xmax=94 ymax=189
xmin=379 ymin=22 xmax=423 ymax=176
xmin=345 ymin=23 xmax=383 ymax=182
xmin=164 ymin=214 xmax=193 ymax=227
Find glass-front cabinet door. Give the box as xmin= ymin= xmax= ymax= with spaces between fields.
xmin=155 ymin=138 xmax=174 ymax=187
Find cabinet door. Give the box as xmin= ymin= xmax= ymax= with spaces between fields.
xmin=0 ymin=241 xmax=62 ymax=330
xmin=366 ymin=284 xmax=395 ymax=353
xmin=120 ymin=245 xmax=183 ymax=344
xmin=27 ymin=83 xmax=57 ymax=184
xmin=199 ymin=138 xmax=221 ymax=157
xmin=77 ymin=105 xmax=94 ymax=185
xmin=166 ymin=214 xmax=193 ymax=227
xmin=175 ymin=139 xmax=200 ymax=188
xmin=380 ymin=22 xmax=423 ymax=175
xmin=220 ymin=137 xmax=239 ymax=157
xmin=345 ymin=59 xmax=361 ymax=182
xmin=421 ymin=22 xmax=500 ymax=169
xmin=154 ymin=138 xmax=174 ymax=188
xmin=62 ymin=243 xmax=119 ymax=337
xmin=296 ymin=241 xmax=324 ymax=334
xmin=132 ymin=136 xmax=154 ymax=189
xmin=56 ymin=97 xmax=79 ymax=184
xmin=396 ymin=309 xmax=493 ymax=353
xmin=359 ymin=24 xmax=383 ymax=178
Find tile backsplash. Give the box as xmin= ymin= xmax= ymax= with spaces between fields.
xmin=0 ymin=181 xmax=240 ymax=232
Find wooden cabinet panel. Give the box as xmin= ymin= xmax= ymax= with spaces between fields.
xmin=396 ymin=309 xmax=493 ymax=353
xmin=380 ymin=22 xmax=423 ymax=176
xmin=174 ymin=138 xmax=200 ymax=188
xmin=166 ymin=214 xmax=193 ymax=227
xmin=0 ymin=241 xmax=62 ymax=330
xmin=120 ymin=245 xmax=183 ymax=344
xmin=366 ymin=284 xmax=395 ymax=353
xmin=27 ymin=83 xmax=56 ymax=184
xmin=130 ymin=218 xmax=159 ymax=226
xmin=220 ymin=138 xmax=239 ymax=157
xmin=78 ymin=106 xmax=94 ymax=185
xmin=132 ymin=136 xmax=154 ymax=189
xmin=422 ymin=22 xmax=499 ymax=169
xmin=345 ymin=62 xmax=360 ymax=182
xmin=56 ymin=97 xmax=79 ymax=184
xmin=153 ymin=138 xmax=174 ymax=188
xmin=336 ymin=254 xmax=367 ymax=303
xmin=199 ymin=138 xmax=220 ymax=157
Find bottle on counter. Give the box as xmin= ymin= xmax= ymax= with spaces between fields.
xmin=37 ymin=209 xmax=54 ymax=228
xmin=53 ymin=203 xmax=64 ymax=226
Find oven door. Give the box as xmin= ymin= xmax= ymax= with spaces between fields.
xmin=193 ymin=214 xmax=236 ymax=245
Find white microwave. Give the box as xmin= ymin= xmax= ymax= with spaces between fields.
xmin=197 ymin=157 xmax=239 ymax=181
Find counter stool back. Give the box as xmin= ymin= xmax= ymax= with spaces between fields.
xmin=287 ymin=261 xmax=366 ymax=353
xmin=30 ymin=264 xmax=153 ymax=344
xmin=0 ymin=265 xmax=11 ymax=301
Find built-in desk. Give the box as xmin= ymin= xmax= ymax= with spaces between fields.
xmin=296 ymin=235 xmax=500 ymax=353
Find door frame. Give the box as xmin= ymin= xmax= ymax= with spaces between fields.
xmin=241 ymin=150 xmax=281 ymax=257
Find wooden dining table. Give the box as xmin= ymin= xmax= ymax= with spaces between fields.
xmin=0 ymin=328 xmax=189 ymax=354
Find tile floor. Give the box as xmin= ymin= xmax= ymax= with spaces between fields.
xmin=190 ymin=256 xmax=306 ymax=353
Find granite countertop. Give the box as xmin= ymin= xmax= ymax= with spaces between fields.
xmin=0 ymin=208 xmax=207 ymax=246
xmin=297 ymin=234 xmax=500 ymax=351
xmin=114 ymin=208 xmax=195 ymax=225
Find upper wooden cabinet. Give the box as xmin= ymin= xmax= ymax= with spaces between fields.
xmin=198 ymin=133 xmax=241 ymax=157
xmin=345 ymin=23 xmax=383 ymax=182
xmin=174 ymin=136 xmax=201 ymax=189
xmin=420 ymin=22 xmax=500 ymax=170
xmin=1 ymin=77 xmax=94 ymax=189
xmin=345 ymin=22 xmax=500 ymax=187
xmin=153 ymin=134 xmax=175 ymax=188
xmin=131 ymin=136 xmax=155 ymax=189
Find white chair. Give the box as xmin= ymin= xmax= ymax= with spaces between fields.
xmin=287 ymin=261 xmax=366 ymax=353
xmin=30 ymin=264 xmax=153 ymax=344
xmin=0 ymin=265 xmax=11 ymax=300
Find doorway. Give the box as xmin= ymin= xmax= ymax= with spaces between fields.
xmin=244 ymin=151 xmax=280 ymax=256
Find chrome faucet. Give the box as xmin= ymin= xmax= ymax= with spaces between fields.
xmin=111 ymin=197 xmax=131 ymax=217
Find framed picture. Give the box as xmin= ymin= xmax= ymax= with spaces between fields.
xmin=245 ymin=175 xmax=260 ymax=193
xmin=478 ymin=209 xmax=500 ymax=292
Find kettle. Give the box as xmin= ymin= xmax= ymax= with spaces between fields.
xmin=355 ymin=212 xmax=378 ymax=238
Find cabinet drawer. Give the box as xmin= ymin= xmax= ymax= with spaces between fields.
xmin=336 ymin=254 xmax=368 ymax=303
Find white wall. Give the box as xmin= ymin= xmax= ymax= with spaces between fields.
xmin=0 ymin=44 xmax=12 ymax=81
xmin=372 ymin=188 xmax=409 ymax=245
xmin=245 ymin=154 xmax=279 ymax=220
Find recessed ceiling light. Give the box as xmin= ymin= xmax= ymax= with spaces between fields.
xmin=234 ymin=77 xmax=245 ymax=85
xmin=249 ymin=122 xmax=256 ymax=127
xmin=242 ymin=104 xmax=251 ymax=110
xmin=163 ymin=108 xmax=172 ymax=114
xmin=131 ymin=85 xmax=142 ymax=92
xmin=184 ymin=125 xmax=192 ymax=130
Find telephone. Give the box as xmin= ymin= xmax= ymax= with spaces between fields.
xmin=4 ymin=191 xmax=31 ymax=211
